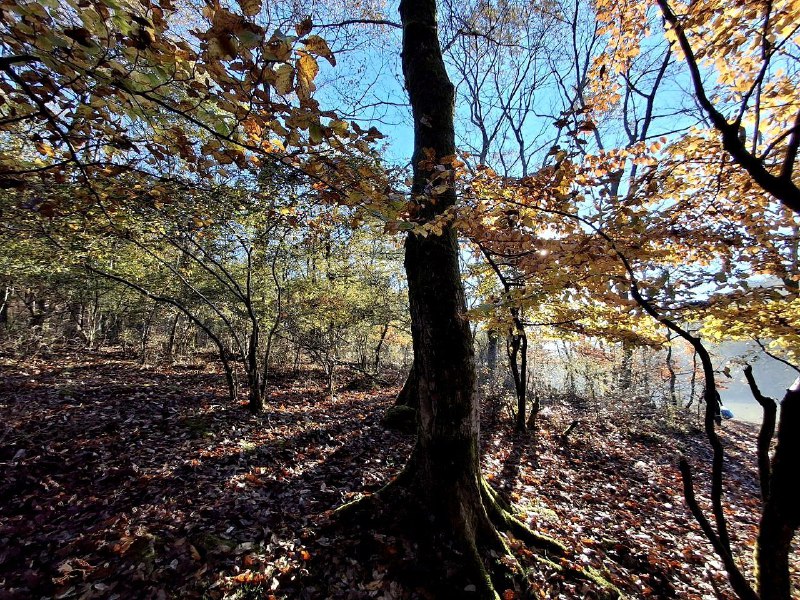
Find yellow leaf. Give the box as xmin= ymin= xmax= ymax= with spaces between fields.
xmin=35 ymin=141 xmax=54 ymax=157
xmin=330 ymin=119 xmax=349 ymax=137
xmin=295 ymin=53 xmax=318 ymax=100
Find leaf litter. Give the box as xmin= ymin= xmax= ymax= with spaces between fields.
xmin=0 ymin=350 xmax=796 ymax=599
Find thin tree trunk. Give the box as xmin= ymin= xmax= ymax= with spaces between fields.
xmin=619 ymin=340 xmax=633 ymax=391
xmin=666 ymin=336 xmax=677 ymax=406
xmin=507 ymin=314 xmax=528 ymax=432
xmin=259 ymin=250 xmax=283 ymax=398
xmin=744 ymin=365 xmax=777 ymax=502
xmin=486 ymin=329 xmax=498 ymax=374
xmin=139 ymin=304 xmax=158 ymax=365
xmin=373 ymin=322 xmax=390 ymax=374
xmin=0 ymin=285 xmax=10 ymax=326
xmin=167 ymin=311 xmax=180 ymax=360
xmin=756 ymin=380 xmax=800 ymax=600
xmin=246 ymin=324 xmax=263 ymax=414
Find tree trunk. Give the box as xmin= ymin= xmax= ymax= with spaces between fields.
xmin=396 ymin=0 xmax=543 ymax=593
xmin=507 ymin=308 xmax=528 ymax=432
xmin=333 ymin=4 xmax=565 ymax=594
xmin=395 ymin=360 xmax=419 ymax=409
xmin=139 ymin=304 xmax=157 ymax=365
xmin=486 ymin=329 xmax=498 ymax=374
xmin=666 ymin=341 xmax=677 ymax=406
xmin=167 ymin=311 xmax=180 ymax=360
xmin=246 ymin=325 xmax=264 ymax=414
xmin=373 ymin=322 xmax=390 ymax=374
xmin=619 ymin=340 xmax=633 ymax=391
xmin=757 ymin=381 xmax=800 ymax=599
xmin=0 ymin=286 xmax=10 ymax=326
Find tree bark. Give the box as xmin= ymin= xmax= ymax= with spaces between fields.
xmin=333 ymin=4 xmax=566 ymax=594
xmin=246 ymin=324 xmax=264 ymax=414
xmin=395 ymin=360 xmax=419 ymax=409
xmin=0 ymin=285 xmax=11 ymax=326
xmin=507 ymin=312 xmax=528 ymax=432
xmin=619 ymin=340 xmax=633 ymax=390
xmin=400 ymin=0 xmax=480 ymax=501
xmin=486 ymin=329 xmax=498 ymax=374
xmin=756 ymin=381 xmax=800 ymax=600
xmin=392 ymin=0 xmax=563 ymax=594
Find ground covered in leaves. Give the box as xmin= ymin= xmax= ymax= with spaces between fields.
xmin=0 ymin=350 xmax=796 ymax=599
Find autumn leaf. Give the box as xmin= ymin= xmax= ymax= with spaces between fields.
xmin=265 ymin=32 xmax=293 ymax=62
xmin=63 ymin=27 xmax=92 ymax=47
xmin=308 ymin=122 xmax=324 ymax=145
xmin=208 ymin=34 xmax=237 ymax=60
xmin=35 ymin=141 xmax=54 ymax=157
xmin=302 ymin=35 xmax=335 ymax=66
xmin=295 ymin=53 xmax=318 ymax=100
xmin=296 ymin=16 xmax=313 ymax=37
xmin=274 ymin=64 xmax=294 ymax=95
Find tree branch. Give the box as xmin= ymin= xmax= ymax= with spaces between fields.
xmin=656 ymin=0 xmax=800 ymax=213
xmin=743 ymin=364 xmax=776 ymax=501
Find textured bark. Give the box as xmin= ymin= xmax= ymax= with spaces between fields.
xmin=744 ymin=365 xmax=777 ymax=502
xmin=395 ymin=360 xmax=419 ymax=409
xmin=507 ymin=308 xmax=528 ymax=432
xmin=323 ymin=3 xmax=568 ymax=596
xmin=0 ymin=286 xmax=10 ymax=325
xmin=757 ymin=382 xmax=800 ymax=600
xmin=400 ymin=0 xmax=481 ymax=499
xmin=398 ymin=0 xmax=502 ymax=593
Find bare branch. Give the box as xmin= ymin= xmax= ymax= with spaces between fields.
xmin=743 ymin=364 xmax=777 ymax=501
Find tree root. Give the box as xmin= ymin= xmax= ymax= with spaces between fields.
xmin=331 ymin=466 xmax=413 ymax=522
xmin=330 ymin=492 xmax=375 ymax=521
xmin=465 ymin=527 xmax=503 ymax=599
xmin=481 ymin=477 xmax=566 ymax=555
xmin=529 ymin=553 xmax=622 ymax=599
xmin=328 ymin=470 xmax=594 ymax=599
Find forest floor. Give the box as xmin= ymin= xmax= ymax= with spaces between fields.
xmin=0 ymin=349 xmax=796 ymax=600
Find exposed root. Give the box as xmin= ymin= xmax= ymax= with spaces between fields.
xmin=329 ymin=470 xmax=572 ymax=598
xmin=331 ymin=492 xmax=375 ymax=521
xmin=529 ymin=553 xmax=623 ymax=599
xmin=331 ymin=465 xmax=413 ymax=522
xmin=481 ymin=478 xmax=566 ymax=555
xmin=464 ymin=528 xmax=503 ymax=600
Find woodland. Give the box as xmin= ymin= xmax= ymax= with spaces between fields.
xmin=0 ymin=0 xmax=799 ymax=597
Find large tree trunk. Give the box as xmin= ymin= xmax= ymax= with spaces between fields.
xmin=385 ymin=0 xmax=563 ymax=594
xmin=400 ymin=0 xmax=479 ymax=493
xmin=400 ymin=0 xmax=478 ymax=485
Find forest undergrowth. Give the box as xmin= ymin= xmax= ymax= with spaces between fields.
xmin=0 ymin=349 xmax=795 ymax=599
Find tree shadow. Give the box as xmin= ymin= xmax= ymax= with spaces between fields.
xmin=0 ymin=354 xmax=412 ymax=599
